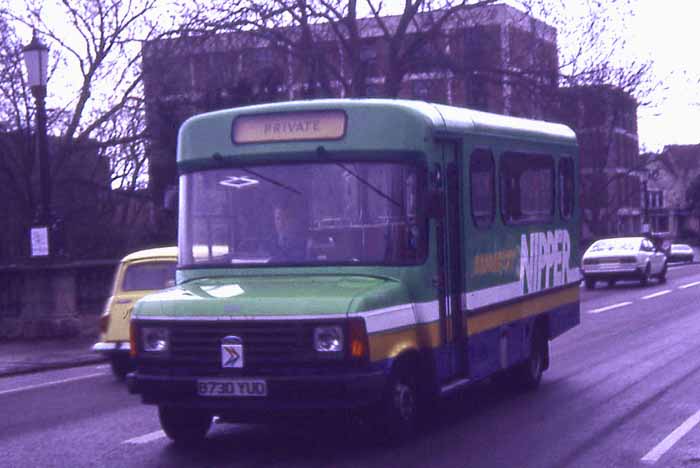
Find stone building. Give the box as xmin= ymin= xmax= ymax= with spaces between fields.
xmin=556 ymin=85 xmax=641 ymax=242
xmin=142 ymin=3 xmax=560 ymax=209
xmin=641 ymin=144 xmax=700 ymax=239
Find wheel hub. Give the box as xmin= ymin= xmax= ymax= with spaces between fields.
xmin=393 ymin=382 xmax=416 ymax=422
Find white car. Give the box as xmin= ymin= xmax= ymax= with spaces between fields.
xmin=581 ymin=237 xmax=667 ymax=289
xmin=668 ymin=243 xmax=694 ymax=263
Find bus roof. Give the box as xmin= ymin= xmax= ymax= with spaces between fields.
xmin=178 ymin=99 xmax=576 ymax=163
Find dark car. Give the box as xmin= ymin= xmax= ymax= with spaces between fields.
xmin=668 ymin=243 xmax=694 ymax=263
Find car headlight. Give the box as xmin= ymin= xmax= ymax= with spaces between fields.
xmin=141 ymin=327 xmax=169 ymax=353
xmin=314 ymin=326 xmax=343 ymax=352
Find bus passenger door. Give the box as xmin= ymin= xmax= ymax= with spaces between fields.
xmin=435 ymin=141 xmax=466 ymax=379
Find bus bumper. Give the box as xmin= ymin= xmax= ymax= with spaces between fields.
xmin=127 ymin=370 xmax=387 ymax=415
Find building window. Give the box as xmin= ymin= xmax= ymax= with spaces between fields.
xmin=500 ymin=152 xmax=554 ymax=224
xmin=559 ymin=157 xmax=575 ymax=219
xmin=470 ymin=149 xmax=495 ymax=228
xmin=157 ymin=57 xmax=193 ymax=96
xmin=412 ymin=80 xmax=431 ymax=100
xmin=359 ymin=43 xmax=379 ymax=77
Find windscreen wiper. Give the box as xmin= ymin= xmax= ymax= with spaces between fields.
xmin=212 ymin=153 xmax=302 ymax=195
xmin=334 ymin=162 xmax=402 ymax=209
xmin=239 ymin=166 xmax=302 ymax=195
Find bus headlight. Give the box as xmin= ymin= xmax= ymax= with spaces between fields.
xmin=142 ymin=327 xmax=170 ymax=353
xmin=314 ymin=326 xmax=343 ymax=352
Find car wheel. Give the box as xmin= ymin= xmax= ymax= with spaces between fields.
xmin=658 ymin=262 xmax=668 ymax=283
xmin=584 ymin=278 xmax=596 ymax=289
xmin=640 ymin=264 xmax=651 ymax=286
xmin=607 ymin=279 xmax=617 ymax=287
xmin=109 ymin=356 xmax=131 ymax=380
xmin=512 ymin=325 xmax=547 ymax=391
xmin=159 ymin=406 xmax=212 ymax=446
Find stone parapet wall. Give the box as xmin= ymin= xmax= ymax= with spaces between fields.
xmin=0 ymin=260 xmax=117 ymax=340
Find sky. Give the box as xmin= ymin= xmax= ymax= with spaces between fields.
xmin=624 ymin=0 xmax=700 ymax=152
xmin=13 ymin=0 xmax=700 ymax=153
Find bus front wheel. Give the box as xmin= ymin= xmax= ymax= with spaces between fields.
xmin=374 ymin=366 xmax=419 ymax=442
xmin=159 ymin=406 xmax=212 ymax=446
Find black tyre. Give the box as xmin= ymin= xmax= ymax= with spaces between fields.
xmin=607 ymin=279 xmax=617 ymax=288
xmin=584 ymin=278 xmax=596 ymax=289
xmin=512 ymin=326 xmax=547 ymax=391
xmin=375 ymin=366 xmax=419 ymax=443
xmin=658 ymin=262 xmax=668 ymax=283
xmin=159 ymin=406 xmax=212 ymax=446
xmin=109 ymin=356 xmax=131 ymax=380
xmin=640 ymin=264 xmax=651 ymax=286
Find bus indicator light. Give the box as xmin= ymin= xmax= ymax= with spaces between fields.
xmin=348 ymin=318 xmax=368 ymax=360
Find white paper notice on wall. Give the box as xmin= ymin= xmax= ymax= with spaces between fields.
xmin=30 ymin=226 xmax=49 ymax=257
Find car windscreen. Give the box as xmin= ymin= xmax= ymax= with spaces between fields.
xmin=122 ymin=262 xmax=177 ymax=291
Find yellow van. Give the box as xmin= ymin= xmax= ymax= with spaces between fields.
xmin=92 ymin=247 xmax=177 ymax=379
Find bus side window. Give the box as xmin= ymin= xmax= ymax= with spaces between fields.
xmin=469 ymin=149 xmax=495 ymax=228
xmin=500 ymin=152 xmax=554 ymax=224
xmin=559 ymin=157 xmax=575 ymax=219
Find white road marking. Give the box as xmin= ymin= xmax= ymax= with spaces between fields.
xmin=679 ymin=281 xmax=700 ymax=289
xmin=641 ymin=409 xmax=700 ymax=464
xmin=588 ymin=302 xmax=633 ymax=314
xmin=0 ymin=372 xmax=106 ymax=396
xmin=123 ymin=430 xmax=166 ymax=445
xmin=642 ymin=290 xmax=672 ymax=300
xmin=95 ymin=365 xmax=109 ymax=370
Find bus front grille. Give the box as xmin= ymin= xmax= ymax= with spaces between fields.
xmin=142 ymin=320 xmax=344 ymax=376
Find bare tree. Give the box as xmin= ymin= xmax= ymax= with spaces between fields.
xmin=0 ymin=0 xmax=170 ymax=260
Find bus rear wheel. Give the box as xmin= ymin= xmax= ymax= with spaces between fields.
xmin=513 ymin=327 xmax=547 ymax=391
xmin=158 ymin=406 xmax=212 ymax=446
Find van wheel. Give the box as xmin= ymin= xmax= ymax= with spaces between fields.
xmin=159 ymin=406 xmax=211 ymax=446
xmin=375 ymin=366 xmax=419 ymax=442
xmin=640 ymin=264 xmax=651 ymax=286
xmin=109 ymin=356 xmax=131 ymax=380
xmin=513 ymin=327 xmax=547 ymax=391
xmin=584 ymin=278 xmax=596 ymax=289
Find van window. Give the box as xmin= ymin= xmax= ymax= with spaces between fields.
xmin=470 ymin=149 xmax=495 ymax=228
xmin=559 ymin=157 xmax=575 ymax=219
xmin=500 ymin=152 xmax=554 ymax=224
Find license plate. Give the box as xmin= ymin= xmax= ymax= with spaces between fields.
xmin=197 ymin=379 xmax=267 ymax=397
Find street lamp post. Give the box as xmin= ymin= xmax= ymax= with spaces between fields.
xmin=23 ymin=31 xmax=51 ymax=257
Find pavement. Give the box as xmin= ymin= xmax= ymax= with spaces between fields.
xmin=0 ymin=334 xmax=106 ymax=378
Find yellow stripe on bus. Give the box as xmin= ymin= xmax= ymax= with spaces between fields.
xmin=367 ymin=285 xmax=579 ymax=361
xmin=466 ymin=285 xmax=579 ymax=336
xmin=368 ymin=321 xmax=440 ymax=362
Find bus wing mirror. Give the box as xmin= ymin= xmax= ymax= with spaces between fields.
xmin=163 ymin=186 xmax=178 ymax=212
xmin=426 ymin=190 xmax=444 ymax=219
